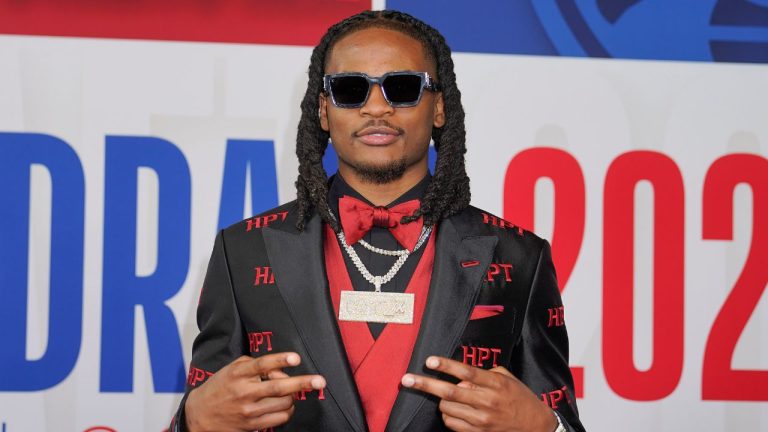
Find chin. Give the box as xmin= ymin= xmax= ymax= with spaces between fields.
xmin=349 ymin=158 xmax=408 ymax=185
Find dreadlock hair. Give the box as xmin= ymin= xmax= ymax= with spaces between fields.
xmin=294 ymin=9 xmax=470 ymax=231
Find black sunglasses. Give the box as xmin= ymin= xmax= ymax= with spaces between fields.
xmin=323 ymin=71 xmax=440 ymax=108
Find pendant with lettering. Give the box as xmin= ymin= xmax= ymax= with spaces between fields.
xmin=338 ymin=290 xmax=414 ymax=324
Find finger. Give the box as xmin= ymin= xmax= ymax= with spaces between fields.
xmin=252 ymin=374 xmax=326 ymax=399
xmin=441 ymin=413 xmax=478 ymax=432
xmin=401 ymin=374 xmax=476 ymax=405
xmin=245 ymin=395 xmax=294 ymax=418
xmin=245 ymin=405 xmax=295 ymax=431
xmin=487 ymin=366 xmax=531 ymax=392
xmin=456 ymin=380 xmax=475 ymax=389
xmin=267 ymin=370 xmax=291 ymax=380
xmin=236 ymin=352 xmax=301 ymax=378
xmin=488 ymin=366 xmax=514 ymax=378
xmin=424 ymin=356 xmax=500 ymax=388
xmin=439 ymin=399 xmax=490 ymax=428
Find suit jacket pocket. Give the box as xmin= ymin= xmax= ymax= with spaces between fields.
xmin=469 ymin=304 xmax=504 ymax=320
xmin=453 ymin=307 xmax=516 ymax=370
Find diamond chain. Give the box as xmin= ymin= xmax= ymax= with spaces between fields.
xmin=357 ymin=238 xmax=408 ymax=256
xmin=337 ymin=226 xmax=432 ymax=292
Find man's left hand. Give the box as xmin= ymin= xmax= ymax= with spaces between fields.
xmin=401 ymin=356 xmax=557 ymax=432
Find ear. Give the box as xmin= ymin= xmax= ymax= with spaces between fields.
xmin=319 ymin=93 xmax=330 ymax=132
xmin=432 ymin=92 xmax=445 ymax=128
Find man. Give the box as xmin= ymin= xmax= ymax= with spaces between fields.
xmin=171 ymin=10 xmax=585 ymax=432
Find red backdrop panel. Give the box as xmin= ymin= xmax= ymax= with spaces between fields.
xmin=0 ymin=0 xmax=371 ymax=45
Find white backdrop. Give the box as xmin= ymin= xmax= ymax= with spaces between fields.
xmin=0 ymin=32 xmax=767 ymax=431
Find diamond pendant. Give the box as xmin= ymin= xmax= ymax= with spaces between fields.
xmin=338 ymin=290 xmax=415 ymax=324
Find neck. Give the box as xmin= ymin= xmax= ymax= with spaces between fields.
xmin=338 ymin=164 xmax=427 ymax=206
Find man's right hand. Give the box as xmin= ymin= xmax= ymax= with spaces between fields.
xmin=184 ymin=352 xmax=326 ymax=432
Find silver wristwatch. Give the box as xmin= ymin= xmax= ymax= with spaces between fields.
xmin=552 ymin=410 xmax=566 ymax=432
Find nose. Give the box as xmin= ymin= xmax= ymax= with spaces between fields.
xmin=360 ymin=83 xmax=394 ymax=117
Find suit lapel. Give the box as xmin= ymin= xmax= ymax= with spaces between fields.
xmin=386 ymin=215 xmax=498 ymax=432
xmin=263 ymin=214 xmax=367 ymax=432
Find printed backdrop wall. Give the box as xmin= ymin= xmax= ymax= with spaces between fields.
xmin=1 ymin=1 xmax=767 ymax=431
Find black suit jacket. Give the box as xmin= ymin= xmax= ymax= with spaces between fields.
xmin=172 ymin=202 xmax=585 ymax=432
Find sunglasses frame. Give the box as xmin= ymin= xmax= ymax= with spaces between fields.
xmin=323 ymin=71 xmax=440 ymax=108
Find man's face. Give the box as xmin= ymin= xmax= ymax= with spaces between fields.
xmin=319 ymin=27 xmax=445 ymax=184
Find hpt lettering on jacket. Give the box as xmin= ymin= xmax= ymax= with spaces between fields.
xmin=253 ymin=266 xmax=275 ymax=285
xmin=294 ymin=388 xmax=326 ymax=401
xmin=246 ymin=211 xmax=289 ymax=231
xmin=187 ymin=366 xmax=214 ymax=387
xmin=486 ymin=263 xmax=513 ymax=283
xmin=481 ymin=212 xmax=523 ymax=234
xmin=540 ymin=385 xmax=573 ymax=409
xmin=248 ymin=331 xmax=273 ymax=353
xmin=462 ymin=345 xmax=502 ymax=368
xmin=547 ymin=306 xmax=565 ymax=328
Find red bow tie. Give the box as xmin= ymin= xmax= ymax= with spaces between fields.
xmin=338 ymin=196 xmax=424 ymax=251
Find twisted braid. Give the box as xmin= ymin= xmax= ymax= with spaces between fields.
xmin=295 ymin=10 xmax=470 ymax=231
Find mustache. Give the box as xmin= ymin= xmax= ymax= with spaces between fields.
xmin=353 ymin=120 xmax=405 ymax=136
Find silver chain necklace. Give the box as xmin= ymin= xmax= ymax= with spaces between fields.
xmin=357 ymin=238 xmax=409 ymax=256
xmin=337 ymin=226 xmax=432 ymax=292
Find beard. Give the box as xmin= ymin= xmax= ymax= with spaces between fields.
xmin=344 ymin=156 xmax=408 ymax=185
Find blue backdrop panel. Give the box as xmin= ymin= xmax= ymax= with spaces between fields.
xmin=388 ymin=0 xmax=768 ymax=63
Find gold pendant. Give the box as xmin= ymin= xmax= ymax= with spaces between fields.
xmin=338 ymin=290 xmax=414 ymax=324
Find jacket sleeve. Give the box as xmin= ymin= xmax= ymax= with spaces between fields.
xmin=508 ymin=240 xmax=586 ymax=432
xmin=170 ymin=230 xmax=249 ymax=432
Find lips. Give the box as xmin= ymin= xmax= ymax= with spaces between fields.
xmin=355 ymin=126 xmax=402 ymax=146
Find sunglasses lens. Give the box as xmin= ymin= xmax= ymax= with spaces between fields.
xmin=382 ymin=74 xmax=423 ymax=105
xmin=330 ymin=75 xmax=370 ymax=106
